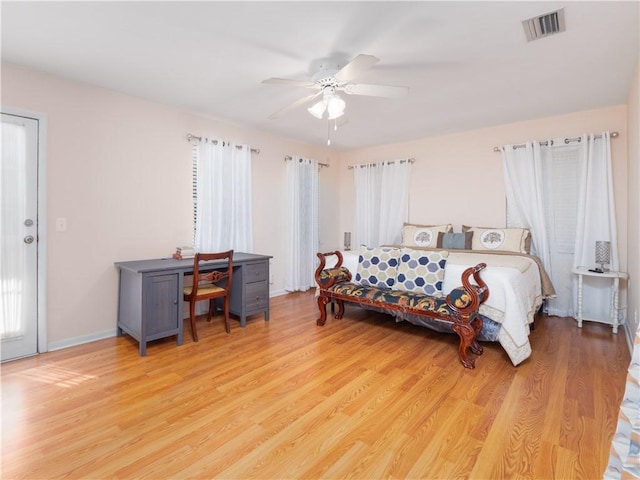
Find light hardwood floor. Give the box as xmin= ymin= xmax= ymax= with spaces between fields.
xmin=1 ymin=291 xmax=631 ymax=479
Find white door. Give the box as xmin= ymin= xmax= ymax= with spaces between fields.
xmin=1 ymin=113 xmax=39 ymax=361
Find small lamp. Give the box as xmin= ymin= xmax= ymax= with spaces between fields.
xmin=595 ymin=240 xmax=611 ymax=273
xmin=344 ymin=232 xmax=351 ymax=251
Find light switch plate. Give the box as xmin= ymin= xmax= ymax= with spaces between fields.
xmin=56 ymin=217 xmax=67 ymax=232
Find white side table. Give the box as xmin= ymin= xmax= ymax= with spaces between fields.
xmin=572 ymin=267 xmax=628 ymax=333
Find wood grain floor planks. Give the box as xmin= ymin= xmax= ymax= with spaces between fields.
xmin=0 ymin=290 xmax=631 ymax=479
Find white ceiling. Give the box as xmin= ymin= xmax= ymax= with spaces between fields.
xmin=2 ymin=1 xmax=638 ymax=150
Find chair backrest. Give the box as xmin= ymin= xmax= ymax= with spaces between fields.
xmin=192 ymin=250 xmax=234 ymax=294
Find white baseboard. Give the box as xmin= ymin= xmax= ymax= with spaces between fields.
xmin=47 ymin=328 xmax=117 ymax=352
xmin=49 ymin=292 xmax=292 ymax=351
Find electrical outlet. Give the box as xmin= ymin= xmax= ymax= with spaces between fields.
xmin=55 ymin=217 xmax=67 ymax=232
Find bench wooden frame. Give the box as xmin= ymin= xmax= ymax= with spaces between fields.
xmin=314 ymin=251 xmax=490 ymax=369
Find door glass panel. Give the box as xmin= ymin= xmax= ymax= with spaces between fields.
xmin=1 ymin=122 xmax=27 ymax=339
xmin=1 ymin=113 xmax=38 ymax=361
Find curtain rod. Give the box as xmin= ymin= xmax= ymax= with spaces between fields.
xmin=348 ymin=158 xmax=415 ymax=170
xmin=186 ymin=133 xmax=260 ymax=154
xmin=284 ymin=155 xmax=329 ymax=168
xmin=493 ymin=131 xmax=619 ymax=152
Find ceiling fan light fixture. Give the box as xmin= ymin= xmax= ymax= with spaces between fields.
xmin=327 ymin=95 xmax=346 ymax=120
xmin=264 ymin=54 xmax=404 ymax=122
xmin=308 ymin=100 xmax=326 ymax=119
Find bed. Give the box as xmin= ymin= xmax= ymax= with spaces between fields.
xmin=325 ymin=248 xmax=554 ymax=366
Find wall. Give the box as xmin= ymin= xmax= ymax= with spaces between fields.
xmin=626 ymin=62 xmax=640 ymax=340
xmin=1 ymin=62 xmax=340 ymax=348
xmin=336 ymin=105 xmax=630 ymax=315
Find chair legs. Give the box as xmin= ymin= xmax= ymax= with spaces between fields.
xmin=187 ymin=297 xmax=231 ymax=342
xmin=207 ymin=300 xmax=214 ymax=323
xmin=208 ymin=298 xmax=230 ymax=333
xmin=189 ymin=301 xmax=199 ymax=342
xmin=223 ymin=296 xmax=231 ymax=334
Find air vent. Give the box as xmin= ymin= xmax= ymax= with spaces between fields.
xmin=522 ymin=8 xmax=566 ymax=42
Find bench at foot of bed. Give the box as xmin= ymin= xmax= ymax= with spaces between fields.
xmin=315 ymin=250 xmax=489 ymax=369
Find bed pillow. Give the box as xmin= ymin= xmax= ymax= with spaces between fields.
xmin=393 ymin=248 xmax=449 ymax=296
xmin=401 ymin=223 xmax=452 ymax=248
xmin=436 ymin=231 xmax=473 ymax=250
xmin=462 ymin=226 xmax=530 ymax=254
xmin=355 ymin=246 xmax=400 ymax=289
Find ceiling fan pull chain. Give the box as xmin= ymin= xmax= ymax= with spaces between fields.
xmin=327 ymin=120 xmax=331 ymax=146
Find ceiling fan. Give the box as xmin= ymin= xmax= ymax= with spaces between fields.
xmin=262 ymin=54 xmax=409 ymax=120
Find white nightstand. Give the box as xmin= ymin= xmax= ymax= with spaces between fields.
xmin=572 ymin=267 xmax=628 ymax=333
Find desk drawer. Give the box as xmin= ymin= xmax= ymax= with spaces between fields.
xmin=245 ymin=262 xmax=267 ymax=283
xmin=245 ymin=281 xmax=268 ymax=310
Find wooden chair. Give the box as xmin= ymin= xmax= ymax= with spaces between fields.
xmin=183 ymin=250 xmax=234 ymax=341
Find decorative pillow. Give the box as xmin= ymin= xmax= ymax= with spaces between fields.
xmin=393 ymin=248 xmax=449 ymax=296
xmin=437 ymin=232 xmax=473 ymax=250
xmin=462 ymin=226 xmax=530 ymax=253
xmin=401 ymin=223 xmax=452 ymax=248
xmin=355 ymin=247 xmax=400 ymax=289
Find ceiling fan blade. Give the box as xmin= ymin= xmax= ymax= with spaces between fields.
xmin=343 ymin=83 xmax=409 ymax=99
xmin=334 ymin=54 xmax=380 ymax=82
xmin=268 ymin=90 xmax=323 ymax=120
xmin=262 ymin=78 xmax=316 ymax=88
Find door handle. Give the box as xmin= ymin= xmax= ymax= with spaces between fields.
xmin=24 ymin=235 xmax=34 ymax=244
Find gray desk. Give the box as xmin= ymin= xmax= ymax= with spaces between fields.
xmin=115 ymin=252 xmax=271 ymax=355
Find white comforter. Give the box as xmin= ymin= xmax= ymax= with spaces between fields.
xmin=327 ymin=250 xmax=543 ymax=366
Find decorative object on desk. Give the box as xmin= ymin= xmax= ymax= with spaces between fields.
xmin=173 ymin=245 xmax=196 ymax=260
xmin=344 ymin=232 xmax=351 ymax=251
xmin=595 ymin=240 xmax=611 ymax=273
xmin=183 ymin=250 xmax=234 ymax=341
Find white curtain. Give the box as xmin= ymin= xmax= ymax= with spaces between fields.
xmin=502 ymin=142 xmax=552 ymax=274
xmin=354 ymin=160 xmax=411 ymax=247
xmin=194 ymin=139 xmax=253 ymax=253
xmin=502 ymin=132 xmax=618 ymax=318
xmin=284 ymin=157 xmax=319 ymax=291
xmin=1 ymin=122 xmax=26 ymax=338
xmin=573 ymin=133 xmax=619 ymax=319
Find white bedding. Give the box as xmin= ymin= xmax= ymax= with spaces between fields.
xmin=325 ymin=250 xmax=543 ymax=366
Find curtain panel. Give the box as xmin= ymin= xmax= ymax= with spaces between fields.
xmin=353 ymin=160 xmax=411 ymax=248
xmin=284 ymin=157 xmax=319 ymax=292
xmin=194 ymin=139 xmax=253 ymax=253
xmin=502 ymin=132 xmax=618 ymax=319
